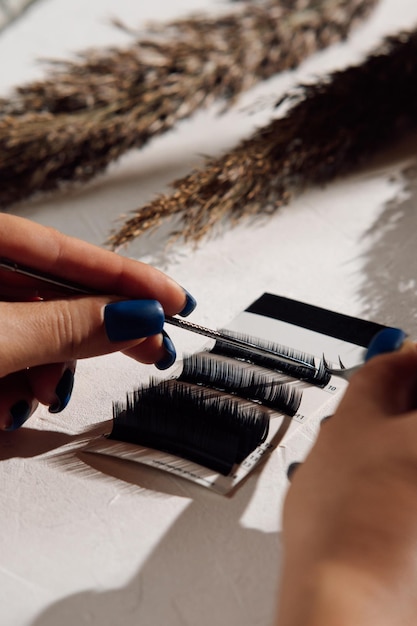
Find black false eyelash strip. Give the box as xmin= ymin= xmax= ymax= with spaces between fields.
xmin=211 ymin=330 xmax=331 ymax=387
xmin=110 ymin=381 xmax=270 ymax=476
xmin=178 ymin=352 xmax=302 ymax=416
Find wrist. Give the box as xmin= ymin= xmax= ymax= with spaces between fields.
xmin=277 ymin=558 xmax=411 ymax=626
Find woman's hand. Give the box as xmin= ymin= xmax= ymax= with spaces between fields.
xmin=0 ymin=213 xmax=196 ymax=430
xmin=277 ymin=339 xmax=417 ymax=626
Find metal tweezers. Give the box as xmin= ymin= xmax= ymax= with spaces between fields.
xmin=0 ymin=257 xmax=358 ymax=378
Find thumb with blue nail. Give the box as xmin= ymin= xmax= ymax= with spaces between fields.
xmin=0 ymin=214 xmax=196 ymax=431
xmin=365 ymin=326 xmax=407 ymax=361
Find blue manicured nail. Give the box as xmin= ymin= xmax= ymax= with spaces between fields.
xmin=287 ymin=462 xmax=302 ymax=481
xmin=49 ymin=369 xmax=74 ymax=414
xmin=6 ymin=400 xmax=31 ymax=431
xmin=178 ymin=289 xmax=197 ymax=317
xmin=365 ymin=327 xmax=407 ymax=362
xmin=155 ymin=330 xmax=177 ymax=370
xmin=104 ymin=300 xmax=165 ymax=341
xmin=320 ymin=415 xmax=333 ymax=425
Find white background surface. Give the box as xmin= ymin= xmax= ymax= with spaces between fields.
xmin=1 ymin=1 xmax=417 ymax=624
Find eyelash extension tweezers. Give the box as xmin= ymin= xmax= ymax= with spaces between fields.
xmin=0 ymin=257 xmax=342 ymax=376
xmin=0 ymin=256 xmax=315 ymax=372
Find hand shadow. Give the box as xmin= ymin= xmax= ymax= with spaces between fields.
xmin=0 ymin=420 xmax=108 ymax=461
xmin=31 ymin=454 xmax=284 ymax=626
xmin=0 ymin=427 xmax=75 ymax=461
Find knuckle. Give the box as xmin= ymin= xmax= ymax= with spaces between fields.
xmin=56 ymin=300 xmax=84 ymax=359
xmin=48 ymin=301 xmax=80 ymax=359
xmin=0 ymin=304 xmax=24 ymax=377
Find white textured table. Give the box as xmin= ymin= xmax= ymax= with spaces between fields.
xmin=1 ymin=1 xmax=417 ymax=624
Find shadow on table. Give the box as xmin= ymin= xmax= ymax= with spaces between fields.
xmin=0 ymin=427 xmax=75 ymax=460
xmin=31 ymin=458 xmax=282 ymax=626
xmin=0 ymin=421 xmax=108 ymax=461
xmin=358 ymin=157 xmax=417 ymax=336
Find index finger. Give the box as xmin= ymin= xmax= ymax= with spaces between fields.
xmin=0 ymin=213 xmax=191 ymax=316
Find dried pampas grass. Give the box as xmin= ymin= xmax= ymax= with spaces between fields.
xmin=0 ymin=0 xmax=377 ymax=208
xmin=108 ymin=30 xmax=417 ymax=248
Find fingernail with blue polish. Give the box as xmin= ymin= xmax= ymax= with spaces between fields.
xmin=49 ymin=369 xmax=75 ymax=414
xmin=6 ymin=400 xmax=31 ymax=431
xmin=287 ymin=461 xmax=302 ymax=482
xmin=104 ymin=300 xmax=165 ymax=342
xmin=365 ymin=327 xmax=407 ymax=362
xmin=179 ymin=289 xmax=197 ymax=317
xmin=156 ymin=330 xmax=177 ymax=370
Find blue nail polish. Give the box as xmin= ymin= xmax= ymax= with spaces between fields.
xmin=6 ymin=400 xmax=31 ymax=431
xmin=179 ymin=289 xmax=197 ymax=317
xmin=49 ymin=369 xmax=74 ymax=414
xmin=365 ymin=327 xmax=407 ymax=361
xmin=320 ymin=415 xmax=333 ymax=425
xmin=104 ymin=300 xmax=165 ymax=342
xmin=286 ymin=462 xmax=302 ymax=481
xmin=155 ymin=330 xmax=177 ymax=370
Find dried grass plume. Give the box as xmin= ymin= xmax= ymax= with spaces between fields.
xmin=0 ymin=0 xmax=377 ymax=208
xmin=108 ymin=30 xmax=417 ymax=248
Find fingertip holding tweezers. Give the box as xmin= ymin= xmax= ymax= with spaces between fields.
xmin=2 ymin=257 xmax=400 ymax=379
